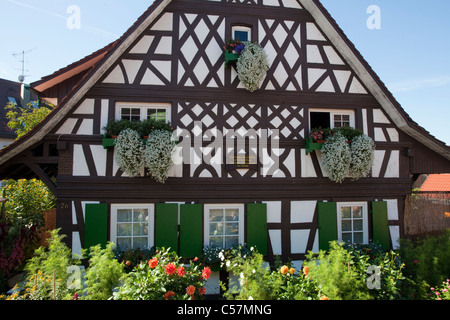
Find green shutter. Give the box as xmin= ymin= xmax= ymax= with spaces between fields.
xmin=317 ymin=202 xmax=337 ymax=251
xmin=180 ymin=204 xmax=203 ymax=258
xmin=84 ymin=203 xmax=108 ymax=249
xmin=246 ymin=203 xmax=267 ymax=255
xmin=155 ymin=203 xmax=179 ymax=252
xmin=371 ymin=201 xmax=390 ymax=250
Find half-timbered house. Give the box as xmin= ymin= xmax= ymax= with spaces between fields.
xmin=1 ymin=0 xmax=449 ymax=293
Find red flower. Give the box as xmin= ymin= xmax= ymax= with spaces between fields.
xmin=148 ymin=258 xmax=158 ymax=268
xmin=186 ymin=285 xmax=196 ymax=296
xmin=164 ymin=291 xmax=176 ymax=300
xmin=165 ymin=263 xmax=177 ymax=275
xmin=198 ymin=287 xmax=206 ymax=296
xmin=201 ymin=267 xmax=212 ymax=280
xmin=125 ymin=261 xmax=131 ymax=266
xmin=177 ymin=266 xmax=186 ymax=277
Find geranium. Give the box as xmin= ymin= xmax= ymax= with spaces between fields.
xmin=177 ymin=266 xmax=186 ymax=277
xmin=165 ymin=263 xmax=177 ymax=275
xmin=236 ymin=41 xmax=270 ymax=92
xmin=201 ymin=267 xmax=212 ymax=280
xmin=148 ymin=258 xmax=158 ymax=268
xmin=186 ymin=285 xmax=196 ymax=296
xmin=164 ymin=291 xmax=176 ymax=300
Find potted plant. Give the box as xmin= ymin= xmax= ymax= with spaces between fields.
xmin=306 ymin=127 xmax=333 ymax=154
xmin=223 ymin=39 xmax=245 ymax=66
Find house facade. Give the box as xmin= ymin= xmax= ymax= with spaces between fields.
xmin=0 ymin=0 xmax=449 ymax=287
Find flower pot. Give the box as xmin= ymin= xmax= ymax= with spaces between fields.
xmin=102 ymin=138 xmax=115 ymax=149
xmin=305 ymin=139 xmax=324 ymax=155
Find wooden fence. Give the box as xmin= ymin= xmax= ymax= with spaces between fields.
xmin=404 ymin=192 xmax=450 ymax=237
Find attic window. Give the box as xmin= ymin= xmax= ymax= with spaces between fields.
xmin=232 ymin=26 xmax=251 ymax=42
xmin=116 ymin=102 xmax=171 ymax=123
xmin=309 ymin=109 xmax=355 ymax=130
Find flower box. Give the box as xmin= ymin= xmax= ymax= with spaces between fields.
xmin=102 ymin=138 xmax=115 ymax=149
xmin=305 ymin=139 xmax=324 ymax=155
xmin=224 ymin=52 xmax=239 ymax=64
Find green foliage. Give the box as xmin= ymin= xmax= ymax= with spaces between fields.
xmin=304 ymin=242 xmax=372 ymax=300
xmin=113 ymin=248 xmax=210 ymax=300
xmin=81 ymin=243 xmax=125 ymax=300
xmin=2 ymin=179 xmax=56 ymax=229
xmin=103 ymin=118 xmax=173 ymax=138
xmin=399 ymin=231 xmax=450 ymax=299
xmin=6 ymin=101 xmax=54 ymax=140
xmin=429 ymin=279 xmax=450 ymax=300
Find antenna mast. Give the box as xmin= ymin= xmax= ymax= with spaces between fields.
xmin=12 ymin=48 xmax=36 ymax=83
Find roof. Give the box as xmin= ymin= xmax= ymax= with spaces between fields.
xmin=421 ymin=174 xmax=450 ymax=192
xmin=0 ymin=0 xmax=449 ymax=168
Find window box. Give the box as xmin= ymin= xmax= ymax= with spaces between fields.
xmin=224 ymin=51 xmax=239 ymax=64
xmin=102 ymin=137 xmax=116 ymax=149
xmin=305 ymin=139 xmax=324 ymax=155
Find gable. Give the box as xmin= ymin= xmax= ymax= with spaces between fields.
xmin=0 ymin=0 xmax=449 ymax=174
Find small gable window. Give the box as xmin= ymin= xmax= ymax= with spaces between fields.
xmin=116 ymin=102 xmax=171 ymax=123
xmin=232 ymin=26 xmax=251 ymax=42
xmin=309 ymin=109 xmax=355 ymax=130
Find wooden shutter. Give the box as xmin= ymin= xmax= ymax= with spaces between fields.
xmin=179 ymin=204 xmax=203 ymax=258
xmin=246 ymin=203 xmax=267 ymax=255
xmin=317 ymin=202 xmax=337 ymax=251
xmin=155 ymin=203 xmax=178 ymax=252
xmin=84 ymin=203 xmax=108 ymax=249
xmin=371 ymin=201 xmax=390 ymax=250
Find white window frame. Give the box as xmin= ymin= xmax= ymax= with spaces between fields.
xmin=204 ymin=204 xmax=245 ymax=249
xmin=337 ymin=202 xmax=369 ymax=245
xmin=115 ymin=102 xmax=171 ymax=123
xmin=110 ymin=204 xmax=155 ymax=250
xmin=309 ymin=109 xmax=355 ymax=130
xmin=232 ymin=26 xmax=251 ymax=42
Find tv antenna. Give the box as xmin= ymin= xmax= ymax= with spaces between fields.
xmin=12 ymin=48 xmax=37 ymax=83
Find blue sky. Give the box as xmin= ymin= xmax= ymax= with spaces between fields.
xmin=0 ymin=0 xmax=449 ymax=144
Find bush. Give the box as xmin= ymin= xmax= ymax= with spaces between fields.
xmin=113 ymin=248 xmax=211 ymax=300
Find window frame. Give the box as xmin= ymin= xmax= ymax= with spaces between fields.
xmin=336 ymin=202 xmax=369 ymax=245
xmin=115 ymin=102 xmax=171 ymax=122
xmin=203 ymin=204 xmax=245 ymax=249
xmin=110 ymin=203 xmax=155 ymax=251
xmin=232 ymin=26 xmax=251 ymax=42
xmin=309 ymin=108 xmax=355 ymax=130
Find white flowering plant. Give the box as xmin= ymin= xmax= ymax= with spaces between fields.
xmin=349 ymin=134 xmax=375 ymax=179
xmin=321 ymin=132 xmax=352 ymax=183
xmin=114 ymin=128 xmax=145 ymax=177
xmin=321 ymin=130 xmax=375 ymax=183
xmin=236 ymin=41 xmax=270 ymax=92
xmin=144 ymin=129 xmax=176 ymax=183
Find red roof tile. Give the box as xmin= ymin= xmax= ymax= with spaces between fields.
xmin=421 ymin=174 xmax=450 ymax=192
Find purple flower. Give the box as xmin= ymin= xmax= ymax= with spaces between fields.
xmin=235 ymin=44 xmax=245 ymax=54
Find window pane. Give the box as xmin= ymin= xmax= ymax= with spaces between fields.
xmin=210 ymin=209 xmax=223 ymax=221
xmin=341 ymin=220 xmax=351 ymax=232
xmin=117 ymin=209 xmax=132 ymax=222
xmin=353 ymin=219 xmax=363 ymax=231
xmin=133 ymin=237 xmax=148 ymax=249
xmin=353 ymin=206 xmax=362 ymax=218
xmin=117 ymin=238 xmax=132 ymax=251
xmin=117 ymin=223 xmax=132 ymax=236
xmin=342 ymin=233 xmax=352 ymax=243
xmin=225 ymin=209 xmax=239 ymax=222
xmin=354 ymin=232 xmax=363 ymax=244
xmin=310 ymin=112 xmax=331 ymax=129
xmin=234 ymin=30 xmax=248 ymax=42
xmin=147 ymin=108 xmax=167 ymax=121
xmin=210 ymin=237 xmax=223 ymax=248
xmin=341 ymin=207 xmax=351 ymax=219
xmin=225 ymin=222 xmax=239 ymax=235
xmin=210 ymin=223 xmax=223 ymax=236
xmin=133 ymin=223 xmax=148 ymax=236
xmin=133 ymin=209 xmax=148 ymax=222
xmin=225 ymin=236 xmax=239 ymax=248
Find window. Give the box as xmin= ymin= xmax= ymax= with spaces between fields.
xmin=111 ymin=204 xmax=155 ymax=251
xmin=116 ymin=102 xmax=171 ymax=122
xmin=204 ymin=204 xmax=244 ymax=249
xmin=232 ymin=26 xmax=251 ymax=42
xmin=337 ymin=202 xmax=368 ymax=244
xmin=309 ymin=109 xmax=355 ymax=129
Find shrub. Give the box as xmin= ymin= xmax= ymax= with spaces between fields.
xmin=113 ymin=248 xmax=210 ymax=300
xmin=80 ymin=243 xmax=125 ymax=300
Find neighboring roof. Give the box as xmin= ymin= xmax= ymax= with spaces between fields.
xmin=0 ymin=78 xmax=23 ymax=139
xmin=0 ymin=0 xmax=449 ymax=168
xmin=421 ymin=174 xmax=450 ymax=192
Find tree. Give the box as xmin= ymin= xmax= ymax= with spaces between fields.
xmin=5 ymin=100 xmax=54 ymax=140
